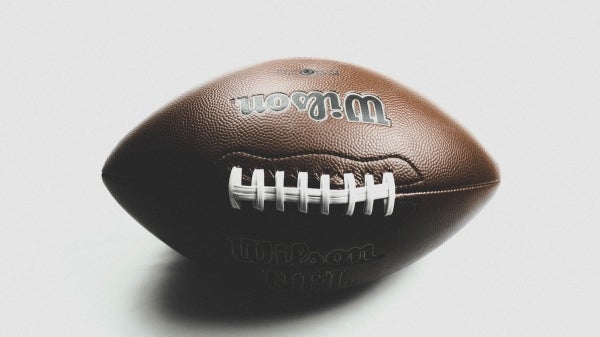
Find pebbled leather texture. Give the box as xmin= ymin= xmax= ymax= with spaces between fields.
xmin=103 ymin=58 xmax=498 ymax=192
xmin=102 ymin=58 xmax=500 ymax=291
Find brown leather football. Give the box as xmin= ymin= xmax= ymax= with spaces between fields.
xmin=102 ymin=58 xmax=499 ymax=291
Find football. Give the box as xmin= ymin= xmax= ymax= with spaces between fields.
xmin=102 ymin=58 xmax=499 ymax=291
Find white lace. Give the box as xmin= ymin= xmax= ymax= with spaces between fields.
xmin=228 ymin=167 xmax=395 ymax=216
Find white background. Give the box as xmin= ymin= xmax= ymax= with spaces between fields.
xmin=2 ymin=1 xmax=599 ymax=336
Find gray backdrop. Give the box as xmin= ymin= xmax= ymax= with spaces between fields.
xmin=1 ymin=1 xmax=598 ymax=336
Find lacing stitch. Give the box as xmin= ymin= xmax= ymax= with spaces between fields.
xmin=228 ymin=167 xmax=395 ymax=216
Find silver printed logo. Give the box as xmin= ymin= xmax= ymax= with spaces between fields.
xmin=232 ymin=91 xmax=390 ymax=126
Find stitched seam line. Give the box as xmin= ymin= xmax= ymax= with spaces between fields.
xmin=397 ymin=180 xmax=500 ymax=198
xmin=220 ymin=151 xmax=424 ymax=179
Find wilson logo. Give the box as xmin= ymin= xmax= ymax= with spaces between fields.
xmin=229 ymin=237 xmax=378 ymax=267
xmin=232 ymin=91 xmax=390 ymax=126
